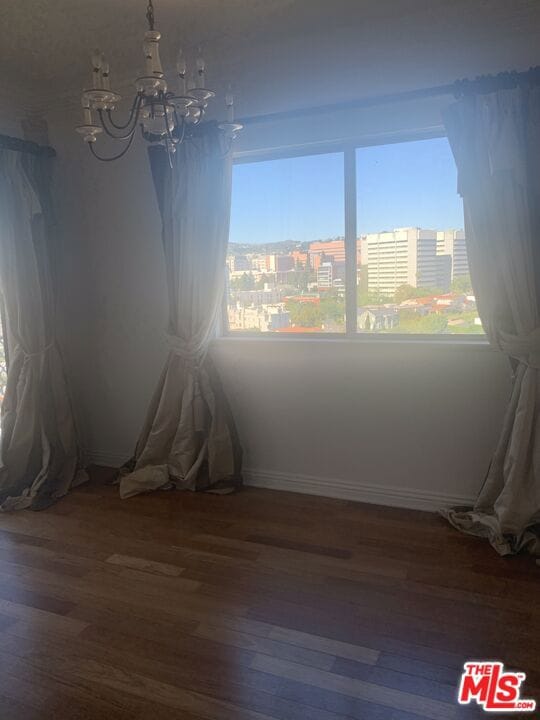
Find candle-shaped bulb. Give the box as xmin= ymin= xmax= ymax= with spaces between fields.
xmin=81 ymin=96 xmax=92 ymax=125
xmin=101 ymin=54 xmax=111 ymax=91
xmin=196 ymin=51 xmax=206 ymax=88
xmin=92 ymin=49 xmax=102 ymax=70
xmin=225 ymin=91 xmax=234 ymax=122
xmin=176 ymin=48 xmax=186 ymax=94
xmin=91 ymin=49 xmax=102 ymax=89
xmin=176 ymin=48 xmax=186 ymax=76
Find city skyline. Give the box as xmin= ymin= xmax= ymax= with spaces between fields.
xmin=229 ymin=137 xmax=464 ymax=246
xmin=226 ymin=225 xmax=479 ymax=335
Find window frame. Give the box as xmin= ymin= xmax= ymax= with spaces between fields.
xmin=223 ymin=127 xmax=488 ymax=345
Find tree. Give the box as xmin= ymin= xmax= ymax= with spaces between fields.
xmin=394 ymin=284 xmax=417 ymax=303
xmin=230 ymin=272 xmax=255 ymax=291
xmin=319 ymin=296 xmax=345 ymax=325
xmin=356 ymin=267 xmax=370 ymax=306
xmin=357 ymin=266 xmax=368 ymax=295
xmin=394 ymin=310 xmax=448 ymax=333
xmin=285 ymin=300 xmax=322 ymax=327
xmin=393 ymin=284 xmax=445 ymax=304
xmin=451 ymin=274 xmax=473 ymax=294
xmin=255 ymin=273 xmax=271 ymax=289
xmin=370 ymin=291 xmax=393 ymax=306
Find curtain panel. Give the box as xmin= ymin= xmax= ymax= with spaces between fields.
xmin=441 ymin=86 xmax=540 ymax=555
xmin=0 ymin=149 xmax=86 ymax=510
xmin=120 ymin=124 xmax=242 ymax=498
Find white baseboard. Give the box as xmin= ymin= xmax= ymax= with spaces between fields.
xmin=85 ymin=450 xmax=131 ymax=468
xmin=243 ymin=467 xmax=476 ymax=513
xmin=84 ymin=450 xmax=475 ymax=513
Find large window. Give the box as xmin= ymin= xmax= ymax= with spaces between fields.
xmin=225 ymin=135 xmax=483 ymax=337
xmin=227 ymin=152 xmax=345 ymax=333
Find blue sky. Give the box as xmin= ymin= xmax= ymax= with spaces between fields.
xmin=229 ymin=137 xmax=464 ymax=245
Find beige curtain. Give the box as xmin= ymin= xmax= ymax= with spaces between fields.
xmin=0 ymin=149 xmax=86 ymax=510
xmin=120 ymin=124 xmax=242 ymax=499
xmin=441 ymin=85 xmax=540 ymax=555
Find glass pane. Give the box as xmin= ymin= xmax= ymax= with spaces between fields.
xmin=356 ymin=137 xmax=483 ymax=335
xmin=227 ymin=152 xmax=345 ymax=333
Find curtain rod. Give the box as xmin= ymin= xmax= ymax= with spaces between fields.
xmin=0 ymin=133 xmax=56 ymax=157
xmin=238 ymin=65 xmax=540 ymax=127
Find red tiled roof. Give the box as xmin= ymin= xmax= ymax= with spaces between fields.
xmin=401 ymin=293 xmax=462 ymax=306
xmin=284 ymin=296 xmax=320 ymax=304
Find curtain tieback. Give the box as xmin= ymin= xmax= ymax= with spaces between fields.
xmin=166 ymin=333 xmax=206 ymax=367
xmin=498 ymin=328 xmax=540 ymax=369
xmin=22 ymin=342 xmax=54 ymax=359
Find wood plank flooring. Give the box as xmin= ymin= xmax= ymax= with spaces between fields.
xmin=0 ymin=465 xmax=537 ymax=719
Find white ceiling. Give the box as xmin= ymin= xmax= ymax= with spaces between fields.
xmin=2 ymin=0 xmax=540 ymax=118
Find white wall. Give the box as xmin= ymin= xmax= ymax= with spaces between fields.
xmin=46 ymin=98 xmax=512 ymax=511
xmin=0 ymin=115 xmax=23 ymax=138
xmin=212 ymin=338 xmax=510 ymax=508
xmin=47 ymin=121 xmax=169 ymax=458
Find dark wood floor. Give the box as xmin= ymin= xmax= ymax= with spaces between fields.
xmin=0 ymin=466 xmax=537 ymax=719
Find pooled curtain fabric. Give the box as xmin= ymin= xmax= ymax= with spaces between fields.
xmin=120 ymin=124 xmax=241 ymax=498
xmin=0 ymin=149 xmax=86 ymax=510
xmin=441 ymin=86 xmax=540 ymax=555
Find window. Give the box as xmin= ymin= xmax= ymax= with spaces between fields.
xmin=225 ymin=135 xmax=483 ymax=337
xmin=226 ymin=152 xmax=345 ymax=333
xmin=356 ymin=138 xmax=482 ymax=335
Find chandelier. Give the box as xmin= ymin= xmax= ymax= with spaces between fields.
xmin=75 ymin=0 xmax=242 ymax=161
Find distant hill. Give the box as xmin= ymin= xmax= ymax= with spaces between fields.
xmin=228 ymin=237 xmax=343 ymax=255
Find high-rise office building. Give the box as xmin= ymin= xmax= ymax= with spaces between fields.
xmin=436 ymin=230 xmax=469 ymax=280
xmin=365 ymin=227 xmax=448 ymax=295
xmin=309 ymin=239 xmax=362 ymax=270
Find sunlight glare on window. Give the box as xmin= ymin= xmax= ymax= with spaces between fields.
xmin=356 ymin=138 xmax=482 ymax=335
xmin=226 ymin=153 xmax=345 ymax=333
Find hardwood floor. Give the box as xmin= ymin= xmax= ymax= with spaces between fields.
xmin=0 ymin=465 xmax=537 ymax=719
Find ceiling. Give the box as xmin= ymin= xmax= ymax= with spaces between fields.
xmin=2 ymin=0 xmax=540 ymax=119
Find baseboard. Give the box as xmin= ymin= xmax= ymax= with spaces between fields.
xmin=85 ymin=450 xmax=131 ymax=468
xmin=84 ymin=450 xmax=475 ymax=512
xmin=243 ymin=467 xmax=476 ymax=513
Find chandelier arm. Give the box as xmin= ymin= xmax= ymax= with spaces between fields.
xmin=87 ymin=128 xmax=138 ymax=162
xmin=161 ymin=95 xmax=181 ymax=146
xmin=165 ymin=140 xmax=174 ymax=169
xmin=191 ymin=111 xmax=202 ymax=126
xmin=106 ymin=93 xmax=143 ymax=130
xmin=98 ymin=96 xmax=143 ymax=140
xmin=100 ymin=116 xmax=137 ymax=142
xmin=174 ymin=111 xmax=186 ymax=144
xmin=97 ymin=110 xmax=139 ymax=141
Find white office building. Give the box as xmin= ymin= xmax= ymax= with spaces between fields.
xmin=366 ymin=227 xmax=445 ymax=295
xmin=436 ymin=230 xmax=469 ymax=280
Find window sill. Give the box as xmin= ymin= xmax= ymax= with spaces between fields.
xmin=214 ymin=333 xmax=493 ymax=350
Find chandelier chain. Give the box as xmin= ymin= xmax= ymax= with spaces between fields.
xmin=146 ymin=0 xmax=155 ymax=31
